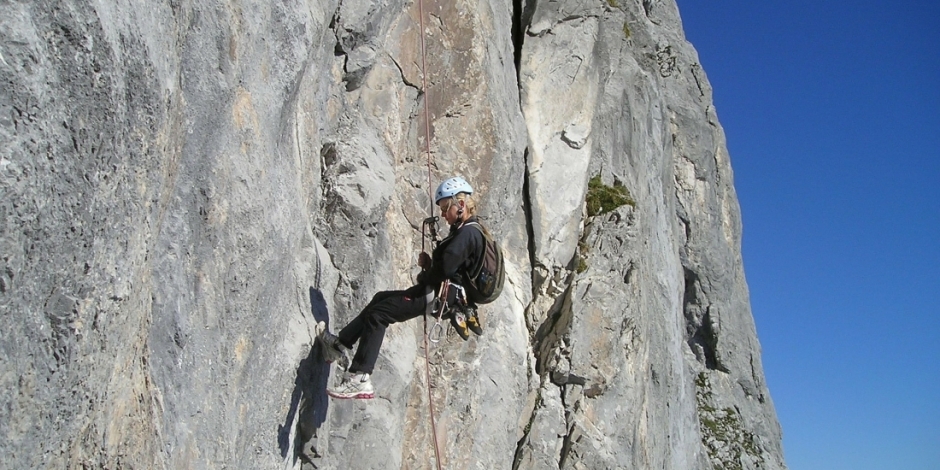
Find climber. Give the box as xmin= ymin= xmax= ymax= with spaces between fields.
xmin=318 ymin=176 xmax=485 ymax=399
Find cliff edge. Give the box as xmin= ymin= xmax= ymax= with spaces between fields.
xmin=0 ymin=0 xmax=786 ymax=468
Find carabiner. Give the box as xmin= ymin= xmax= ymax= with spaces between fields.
xmin=429 ymin=320 xmax=445 ymax=343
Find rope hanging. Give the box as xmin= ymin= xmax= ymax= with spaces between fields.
xmin=418 ymin=0 xmax=435 ymax=216
xmin=416 ymin=0 xmax=444 ymax=468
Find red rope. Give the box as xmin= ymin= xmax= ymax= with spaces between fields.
xmin=417 ymin=0 xmax=444 ymax=468
xmin=422 ymin=309 xmax=444 ymax=470
xmin=418 ymin=0 xmax=434 ymax=216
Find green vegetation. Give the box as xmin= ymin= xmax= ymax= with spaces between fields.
xmin=606 ymin=0 xmax=620 ymax=8
xmin=694 ymin=373 xmax=765 ymax=470
xmin=585 ymin=175 xmax=635 ymax=217
xmin=623 ymin=22 xmax=631 ymax=39
xmin=576 ymin=239 xmax=590 ymax=274
xmin=695 ymin=371 xmax=709 ymax=390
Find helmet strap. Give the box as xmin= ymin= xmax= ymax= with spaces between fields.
xmin=456 ymin=200 xmax=465 ymax=220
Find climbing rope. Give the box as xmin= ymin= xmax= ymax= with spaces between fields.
xmin=416 ymin=0 xmax=444 ymax=467
xmin=418 ymin=0 xmax=435 ymax=215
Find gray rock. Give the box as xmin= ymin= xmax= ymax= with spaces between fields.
xmin=0 ymin=0 xmax=785 ymax=469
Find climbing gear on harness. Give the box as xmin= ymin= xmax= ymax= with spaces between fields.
xmin=434 ymin=176 xmax=474 ymax=204
xmin=428 ymin=280 xmax=451 ymax=344
xmin=428 ymin=295 xmax=446 ymax=343
xmin=428 ymin=280 xmax=476 ymax=341
xmin=327 ymin=372 xmax=375 ymax=400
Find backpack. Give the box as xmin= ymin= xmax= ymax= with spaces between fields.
xmin=463 ymin=222 xmax=505 ymax=304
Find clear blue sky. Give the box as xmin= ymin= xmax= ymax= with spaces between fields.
xmin=674 ymin=1 xmax=940 ymax=469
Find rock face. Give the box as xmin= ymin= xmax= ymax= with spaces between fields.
xmin=0 ymin=0 xmax=786 ymax=469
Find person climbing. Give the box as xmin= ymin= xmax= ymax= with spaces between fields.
xmin=318 ymin=176 xmax=485 ymax=399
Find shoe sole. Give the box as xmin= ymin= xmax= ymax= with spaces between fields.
xmin=327 ymin=390 xmax=375 ymax=399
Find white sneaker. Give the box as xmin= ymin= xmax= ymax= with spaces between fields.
xmin=327 ymin=372 xmax=375 ymax=399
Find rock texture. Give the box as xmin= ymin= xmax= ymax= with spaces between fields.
xmin=0 ymin=0 xmax=786 ymax=469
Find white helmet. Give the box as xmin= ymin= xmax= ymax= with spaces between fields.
xmin=434 ymin=176 xmax=473 ymax=203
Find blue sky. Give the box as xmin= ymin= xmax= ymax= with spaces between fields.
xmin=674 ymin=1 xmax=940 ymax=469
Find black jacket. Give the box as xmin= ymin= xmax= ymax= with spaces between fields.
xmin=419 ymin=216 xmax=484 ymax=291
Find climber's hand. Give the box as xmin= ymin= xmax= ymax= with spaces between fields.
xmin=418 ymin=252 xmax=431 ymax=269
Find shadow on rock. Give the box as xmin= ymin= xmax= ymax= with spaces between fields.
xmin=278 ymin=287 xmax=333 ymax=466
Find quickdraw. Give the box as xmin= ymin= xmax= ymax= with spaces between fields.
xmin=428 ymin=280 xmax=469 ymax=344
xmin=428 ymin=282 xmax=447 ymax=344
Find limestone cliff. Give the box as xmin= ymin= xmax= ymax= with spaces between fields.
xmin=0 ymin=0 xmax=786 ymax=468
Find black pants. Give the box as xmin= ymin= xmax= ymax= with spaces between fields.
xmin=337 ymin=284 xmax=434 ymax=374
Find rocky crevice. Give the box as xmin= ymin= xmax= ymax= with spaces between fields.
xmin=514 ymin=197 xmax=638 ymax=468
xmin=683 ymin=267 xmax=725 ymax=372
xmin=511 ymin=8 xmax=545 ymax=464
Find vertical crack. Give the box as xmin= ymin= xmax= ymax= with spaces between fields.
xmin=512 ymin=0 xmax=524 ymax=75
xmin=512 ymin=0 xmax=535 ymax=79
xmin=522 ymin=149 xmax=537 ymax=287
xmin=513 ymin=2 xmax=542 ymax=468
xmin=511 ymin=387 xmax=540 ymax=470
xmin=683 ymin=267 xmax=725 ymax=372
xmin=557 ymin=384 xmax=578 ymax=469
